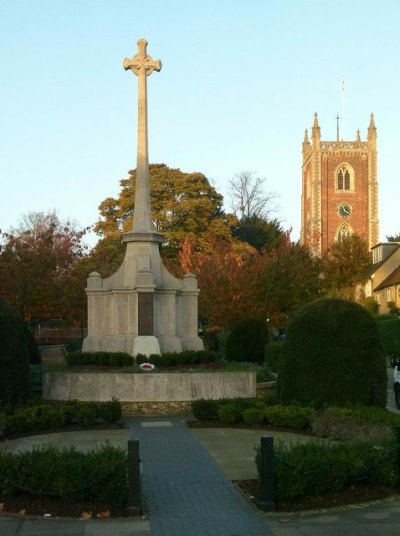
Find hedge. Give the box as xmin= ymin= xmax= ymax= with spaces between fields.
xmin=0 ymin=399 xmax=122 ymax=437
xmin=66 ymin=351 xmax=133 ymax=367
xmin=278 ymin=298 xmax=386 ymax=408
xmin=0 ymin=443 xmax=128 ymax=506
xmin=135 ymin=350 xmax=221 ymax=367
xmin=256 ymin=440 xmax=398 ymax=501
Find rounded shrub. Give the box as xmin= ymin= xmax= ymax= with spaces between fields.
xmin=225 ymin=318 xmax=269 ymax=364
xmin=278 ymin=298 xmax=386 ymax=408
xmin=0 ymin=299 xmax=31 ymax=406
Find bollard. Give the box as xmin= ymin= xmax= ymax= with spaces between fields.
xmin=259 ymin=436 xmax=275 ymax=512
xmin=127 ymin=438 xmax=142 ymax=515
xmin=396 ymin=426 xmax=400 ymax=484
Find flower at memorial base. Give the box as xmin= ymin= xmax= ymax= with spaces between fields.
xmin=139 ymin=362 xmax=155 ymax=371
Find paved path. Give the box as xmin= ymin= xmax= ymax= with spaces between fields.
xmin=127 ymin=416 xmax=271 ymax=536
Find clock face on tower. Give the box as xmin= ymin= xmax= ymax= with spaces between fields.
xmin=337 ymin=202 xmax=353 ymax=218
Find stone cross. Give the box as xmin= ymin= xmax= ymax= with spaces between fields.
xmin=123 ymin=39 xmax=162 ymax=233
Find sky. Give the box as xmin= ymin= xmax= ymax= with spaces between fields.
xmin=1 ymin=0 xmax=400 ymax=248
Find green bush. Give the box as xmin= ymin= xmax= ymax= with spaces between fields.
xmin=264 ymin=341 xmax=282 ymax=373
xmin=374 ymin=314 xmax=400 ymax=356
xmin=76 ymin=403 xmax=98 ymax=427
xmin=278 ymin=298 xmax=386 ymax=408
xmin=65 ymin=351 xmax=133 ymax=367
xmin=263 ymin=405 xmax=315 ymax=430
xmin=0 ymin=299 xmax=31 ymax=406
xmin=2 ymin=400 xmax=122 ymax=437
xmin=99 ymin=398 xmax=122 ymax=423
xmin=0 ymin=443 xmax=128 ymax=506
xmin=218 ymin=403 xmax=243 ymax=424
xmin=226 ymin=319 xmax=269 ymax=364
xmin=136 ymin=350 xmax=220 ymax=368
xmin=191 ymin=399 xmax=220 ymax=420
xmin=242 ymin=408 xmax=265 ymax=425
xmin=24 ymin=325 xmax=41 ymax=364
xmin=311 ymin=406 xmax=399 ymax=442
xmin=256 ymin=440 xmax=397 ymax=502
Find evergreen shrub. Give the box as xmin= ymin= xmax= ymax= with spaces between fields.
xmin=135 ymin=350 xmax=220 ymax=367
xmin=2 ymin=399 xmax=122 ymax=437
xmin=65 ymin=351 xmax=133 ymax=367
xmin=0 ymin=443 xmax=128 ymax=505
xmin=0 ymin=299 xmax=31 ymax=406
xmin=264 ymin=341 xmax=282 ymax=373
xmin=218 ymin=403 xmax=242 ymax=424
xmin=191 ymin=399 xmax=220 ymax=420
xmin=311 ymin=406 xmax=399 ymax=442
xmin=256 ymin=440 xmax=397 ymax=501
xmin=278 ymin=298 xmax=386 ymax=407
xmin=225 ymin=319 xmax=269 ymax=364
xmin=374 ymin=314 xmax=400 ymax=356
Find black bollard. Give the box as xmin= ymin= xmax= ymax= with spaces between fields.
xmin=127 ymin=438 xmax=142 ymax=515
xmin=259 ymin=436 xmax=275 ymax=511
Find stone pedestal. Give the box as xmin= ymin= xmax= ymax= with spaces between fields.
xmin=83 ymin=234 xmax=203 ymax=356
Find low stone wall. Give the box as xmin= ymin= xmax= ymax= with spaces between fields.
xmin=43 ymin=371 xmax=256 ymax=403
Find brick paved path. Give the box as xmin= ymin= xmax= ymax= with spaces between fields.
xmin=127 ymin=417 xmax=271 ymax=536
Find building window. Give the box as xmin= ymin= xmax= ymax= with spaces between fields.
xmin=376 ymin=293 xmax=381 ymax=306
xmin=336 ymin=164 xmax=354 ymax=191
xmin=386 ymin=288 xmax=393 ymax=302
xmin=335 ymin=223 xmax=353 ymax=243
xmin=365 ymin=280 xmax=372 ymax=297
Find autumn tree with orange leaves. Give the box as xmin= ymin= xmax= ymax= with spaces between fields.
xmin=0 ymin=212 xmax=88 ymax=325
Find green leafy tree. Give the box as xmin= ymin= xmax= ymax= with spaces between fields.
xmin=95 ymin=164 xmax=237 ymax=257
xmin=232 ymin=215 xmax=285 ymax=253
xmin=321 ymin=234 xmax=371 ymax=299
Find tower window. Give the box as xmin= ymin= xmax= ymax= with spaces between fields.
xmin=335 ymin=223 xmax=353 ymax=243
xmin=337 ymin=166 xmax=351 ymax=190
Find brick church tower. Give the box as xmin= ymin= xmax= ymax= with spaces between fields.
xmin=301 ymin=113 xmax=379 ymax=256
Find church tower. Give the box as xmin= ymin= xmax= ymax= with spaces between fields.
xmin=301 ymin=113 xmax=379 ymax=256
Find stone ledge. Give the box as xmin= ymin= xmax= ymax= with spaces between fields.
xmin=43 ymin=371 xmax=257 ymax=403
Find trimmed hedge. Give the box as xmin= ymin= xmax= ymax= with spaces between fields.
xmin=226 ymin=319 xmax=269 ymax=364
xmin=0 ymin=443 xmax=128 ymax=506
xmin=66 ymin=351 xmax=133 ymax=367
xmin=375 ymin=314 xmax=400 ymax=356
xmin=278 ymin=298 xmax=386 ymax=408
xmin=135 ymin=350 xmax=221 ymax=368
xmin=257 ymin=439 xmax=398 ymax=501
xmin=0 ymin=399 xmax=122 ymax=437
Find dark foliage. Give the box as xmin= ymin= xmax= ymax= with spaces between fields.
xmin=226 ymin=318 xmax=269 ymax=364
xmin=278 ymin=298 xmax=386 ymax=407
xmin=0 ymin=299 xmax=31 ymax=406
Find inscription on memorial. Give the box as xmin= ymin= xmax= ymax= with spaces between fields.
xmin=138 ymin=293 xmax=154 ymax=335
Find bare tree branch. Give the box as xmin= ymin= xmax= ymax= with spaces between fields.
xmin=229 ymin=171 xmax=279 ymax=220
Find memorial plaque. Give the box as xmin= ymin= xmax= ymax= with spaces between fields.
xmin=138 ymin=293 xmax=154 ymax=335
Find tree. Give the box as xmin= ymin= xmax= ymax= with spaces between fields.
xmin=0 ymin=299 xmax=31 ymax=405
xmin=0 ymin=211 xmax=88 ymax=324
xmin=321 ymin=234 xmax=371 ymax=299
xmin=232 ymin=215 xmax=285 ymax=253
xmin=386 ymin=233 xmax=400 ymax=242
xmin=278 ymin=298 xmax=386 ymax=408
xmin=179 ymin=235 xmax=321 ymax=331
xmin=229 ymin=171 xmax=278 ymax=220
xmin=95 ymin=164 xmax=238 ymax=257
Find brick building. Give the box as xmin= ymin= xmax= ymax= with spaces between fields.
xmin=301 ymin=113 xmax=379 ymax=256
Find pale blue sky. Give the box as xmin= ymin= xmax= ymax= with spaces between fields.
xmin=1 ymin=0 xmax=400 ymax=246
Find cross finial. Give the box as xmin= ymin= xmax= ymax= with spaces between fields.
xmin=123 ymin=38 xmax=162 ymax=77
